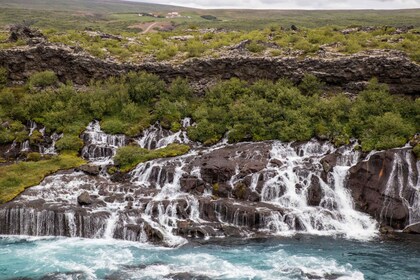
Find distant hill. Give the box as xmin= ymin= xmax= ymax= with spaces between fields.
xmin=0 ymin=0 xmax=419 ymax=32
xmin=0 ymin=0 xmax=189 ymax=13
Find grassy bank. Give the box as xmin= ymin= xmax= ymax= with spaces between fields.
xmin=0 ymin=152 xmax=85 ymax=203
xmin=114 ymin=144 xmax=190 ymax=172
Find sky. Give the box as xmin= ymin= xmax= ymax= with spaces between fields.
xmin=131 ymin=0 xmax=420 ymax=9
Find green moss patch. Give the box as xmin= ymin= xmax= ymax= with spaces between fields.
xmin=0 ymin=152 xmax=85 ymax=204
xmin=114 ymin=144 xmax=190 ymax=172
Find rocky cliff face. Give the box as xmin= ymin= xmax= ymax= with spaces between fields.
xmin=346 ymin=148 xmax=420 ymax=230
xmin=1 ymin=43 xmax=419 ymax=95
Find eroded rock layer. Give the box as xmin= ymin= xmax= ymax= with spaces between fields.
xmin=1 ymin=44 xmax=419 ymax=95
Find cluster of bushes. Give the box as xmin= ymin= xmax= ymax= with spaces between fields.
xmin=0 ymin=70 xmax=418 ymax=155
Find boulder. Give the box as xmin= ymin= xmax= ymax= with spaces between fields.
xmin=77 ymin=191 xmax=92 ymax=206
xmin=403 ymin=222 xmax=420 ymax=234
xmin=307 ymin=176 xmax=322 ymax=206
xmin=78 ymin=164 xmax=101 ymax=176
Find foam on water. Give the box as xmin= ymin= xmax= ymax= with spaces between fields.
xmin=0 ymin=236 xmax=369 ymax=280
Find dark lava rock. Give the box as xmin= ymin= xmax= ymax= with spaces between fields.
xmin=77 ymin=191 xmax=93 ymax=206
xmin=0 ymin=44 xmax=418 ymax=95
xmin=346 ymin=148 xmax=418 ymax=229
xmin=8 ymin=24 xmax=46 ymax=44
xmin=77 ymin=164 xmax=101 ymax=176
xmin=307 ymin=176 xmax=322 ymax=206
xmin=403 ymin=222 xmax=420 ymax=234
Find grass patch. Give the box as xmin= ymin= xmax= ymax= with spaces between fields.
xmin=114 ymin=144 xmax=190 ymax=172
xmin=0 ymin=152 xmax=86 ymax=203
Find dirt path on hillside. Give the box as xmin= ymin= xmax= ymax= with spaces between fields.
xmin=142 ymin=22 xmax=158 ymax=34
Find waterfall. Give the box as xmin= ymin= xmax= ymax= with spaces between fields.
xmin=81 ymin=121 xmax=126 ymax=164
xmin=135 ymin=118 xmax=191 ymax=150
xmin=5 ymin=133 xmax=417 ymax=246
xmin=379 ymin=149 xmax=420 ymax=226
xmin=256 ymin=140 xmax=377 ymax=239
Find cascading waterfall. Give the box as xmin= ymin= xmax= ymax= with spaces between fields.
xmin=3 ymin=116 xmax=419 ymax=246
xmin=135 ymin=119 xmax=191 ymax=150
xmin=4 ymin=121 xmax=62 ymax=156
xmin=81 ymin=120 xmax=126 ymax=163
xmin=379 ymin=148 xmax=420 ymax=226
xmin=258 ymin=141 xmax=376 ymax=239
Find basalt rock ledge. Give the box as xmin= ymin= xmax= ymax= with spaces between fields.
xmin=0 ymin=43 xmax=419 ymax=95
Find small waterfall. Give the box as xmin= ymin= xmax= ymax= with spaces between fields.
xmin=39 ymin=132 xmax=62 ymax=155
xmin=81 ymin=121 xmax=126 ymax=163
xmin=135 ymin=118 xmax=191 ymax=150
xmin=380 ymin=149 xmax=420 ymax=226
xmin=20 ymin=140 xmax=30 ymax=152
xmin=28 ymin=120 xmax=37 ymax=136
xmin=259 ymin=140 xmax=377 ymax=238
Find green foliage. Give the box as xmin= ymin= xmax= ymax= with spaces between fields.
xmin=114 ymin=144 xmax=190 ymax=172
xmin=201 ymin=15 xmax=218 ymax=21
xmin=299 ymin=74 xmax=324 ymax=96
xmin=0 ymin=73 xmax=417 ymax=154
xmin=246 ymin=41 xmax=266 ymax=53
xmin=0 ymin=152 xmax=85 ymax=203
xmin=56 ymin=135 xmax=84 ymax=152
xmin=28 ymin=70 xmax=58 ymax=90
xmin=360 ymin=112 xmax=415 ymax=151
xmin=127 ymin=72 xmax=166 ymax=105
xmin=26 ymin=152 xmax=42 ymax=162
xmin=101 ymin=118 xmax=126 ymax=134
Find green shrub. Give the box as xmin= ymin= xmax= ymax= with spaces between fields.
xmin=101 ymin=118 xmax=126 ymax=135
xmin=299 ymin=74 xmax=324 ymax=96
xmin=28 ymin=71 xmax=58 ymax=89
xmin=29 ymin=130 xmax=43 ymax=144
xmin=56 ymin=135 xmax=84 ymax=152
xmin=360 ymin=112 xmax=415 ymax=151
xmin=127 ymin=72 xmax=166 ymax=105
xmin=201 ymin=15 xmax=217 ymax=21
xmin=246 ymin=41 xmax=266 ymax=53
xmin=27 ymin=152 xmax=42 ymax=162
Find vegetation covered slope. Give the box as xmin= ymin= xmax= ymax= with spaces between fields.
xmin=0 ymin=69 xmax=418 ymax=153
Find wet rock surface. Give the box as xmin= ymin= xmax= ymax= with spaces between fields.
xmin=0 ymin=122 xmax=418 ymax=245
xmin=347 ymin=148 xmax=419 ymax=229
xmin=0 ymin=43 xmax=419 ymax=95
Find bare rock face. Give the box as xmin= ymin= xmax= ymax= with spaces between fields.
xmin=0 ymin=44 xmax=419 ymax=95
xmin=403 ymin=222 xmax=420 ymax=234
xmin=346 ymin=148 xmax=419 ymax=229
xmin=8 ymin=24 xmax=46 ymax=45
xmin=77 ymin=191 xmax=93 ymax=206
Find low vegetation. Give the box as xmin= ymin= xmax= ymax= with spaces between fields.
xmin=0 ymin=71 xmax=418 ymax=155
xmin=0 ymin=152 xmax=85 ymax=203
xmin=114 ymin=144 xmax=190 ymax=172
xmin=32 ymin=25 xmax=418 ymax=63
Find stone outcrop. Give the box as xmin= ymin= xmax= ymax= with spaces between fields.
xmin=0 ymin=43 xmax=419 ymax=95
xmin=346 ymin=148 xmax=419 ymax=229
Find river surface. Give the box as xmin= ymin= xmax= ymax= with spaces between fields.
xmin=1 ymin=234 xmax=419 ymax=280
